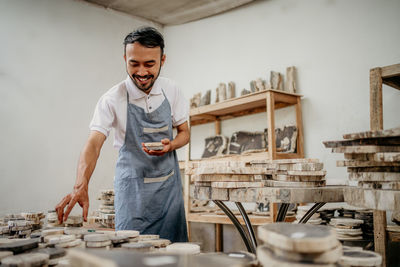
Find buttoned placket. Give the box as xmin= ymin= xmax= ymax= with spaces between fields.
xmin=147 ymin=95 xmax=152 ymax=111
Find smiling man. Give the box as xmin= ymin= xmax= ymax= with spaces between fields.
xmin=55 ymin=27 xmax=189 ymax=242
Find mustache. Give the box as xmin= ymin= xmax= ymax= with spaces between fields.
xmin=132 ymin=74 xmax=154 ymax=79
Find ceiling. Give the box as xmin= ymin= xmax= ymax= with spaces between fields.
xmin=83 ymin=0 xmax=256 ymax=25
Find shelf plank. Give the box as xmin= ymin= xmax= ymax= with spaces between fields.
xmin=187 ymin=151 xmax=303 ymax=164
xmin=343 ymin=187 xmax=400 ymax=211
xmin=194 ymin=185 xmax=345 ymax=203
xmin=187 ymin=212 xmax=286 ymax=225
xmin=381 ymin=63 xmax=400 ymax=78
xmin=381 ymin=63 xmax=400 ymax=90
xmin=190 ymin=90 xmax=302 ymax=126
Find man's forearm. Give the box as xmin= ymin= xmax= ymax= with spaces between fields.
xmin=75 ymin=131 xmax=106 ymax=189
xmin=170 ymin=131 xmax=189 ymax=151
xmin=170 ymin=122 xmax=190 ymax=151
xmin=75 ymin=143 xmax=99 ymax=189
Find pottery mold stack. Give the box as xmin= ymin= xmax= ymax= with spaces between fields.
xmin=257 ymin=223 xmax=342 ymax=266
xmin=324 ymin=127 xmax=400 ymax=211
xmin=295 ymin=205 xmax=323 ymax=225
xmin=329 ymin=218 xmax=364 ymax=241
xmin=250 ymin=158 xmax=327 ymax=188
xmin=97 ymin=189 xmax=115 ymax=228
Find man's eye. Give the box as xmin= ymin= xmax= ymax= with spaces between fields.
xmin=145 ymin=63 xmax=155 ymax=68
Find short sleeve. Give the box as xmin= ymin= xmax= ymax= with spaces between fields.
xmin=89 ymin=95 xmax=115 ymax=137
xmin=171 ymin=84 xmax=189 ymax=127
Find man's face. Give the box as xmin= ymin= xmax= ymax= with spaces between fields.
xmin=124 ymin=42 xmax=166 ymax=93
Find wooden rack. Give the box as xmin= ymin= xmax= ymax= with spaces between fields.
xmin=369 ymin=63 xmax=400 ymax=267
xmin=183 ymin=89 xmax=304 ymax=250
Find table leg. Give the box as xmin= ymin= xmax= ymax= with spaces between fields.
xmin=236 ymin=202 xmax=258 ymax=249
xmin=276 ymin=203 xmax=290 ymax=222
xmin=215 ymin=223 xmax=223 ymax=252
xmin=298 ymin=202 xmax=326 ymax=224
xmin=213 ymin=200 xmax=255 ymax=253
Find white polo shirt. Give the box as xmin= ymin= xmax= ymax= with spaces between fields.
xmin=89 ymin=76 xmax=189 ymax=150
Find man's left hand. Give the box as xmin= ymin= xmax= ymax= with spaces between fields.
xmin=142 ymin=138 xmax=171 ymax=156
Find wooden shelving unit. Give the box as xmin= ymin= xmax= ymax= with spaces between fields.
xmin=369 ymin=63 xmax=400 ymax=267
xmin=188 ymin=89 xmax=304 ymax=160
xmin=183 ymin=89 xmax=305 ymax=250
xmin=370 ymin=63 xmax=400 ymax=131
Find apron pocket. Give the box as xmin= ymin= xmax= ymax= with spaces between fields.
xmin=144 ymin=170 xmax=174 ymax=184
xmin=142 ymin=169 xmax=175 ymax=221
xmin=143 ymin=125 xmax=169 ymax=133
xmin=140 ymin=124 xmax=170 ymax=142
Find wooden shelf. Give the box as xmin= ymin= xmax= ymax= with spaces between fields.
xmin=185 ymin=151 xmax=304 ymax=164
xmin=187 ymin=212 xmax=296 ymax=225
xmin=370 ymin=63 xmax=400 ymax=130
xmin=194 ymin=185 xmax=345 ymax=204
xmin=381 ymin=63 xmax=400 ymax=90
xmin=190 ymin=89 xmax=302 ymax=126
xmin=343 ymin=187 xmax=400 ymax=211
xmin=184 ymin=87 xmax=305 ymax=249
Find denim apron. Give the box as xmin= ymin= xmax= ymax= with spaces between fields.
xmin=114 ymin=89 xmax=188 ymax=242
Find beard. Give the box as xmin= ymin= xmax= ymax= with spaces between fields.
xmin=127 ymin=65 xmax=161 ymax=93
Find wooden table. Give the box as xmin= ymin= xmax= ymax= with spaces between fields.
xmin=194 ymin=185 xmax=345 ymax=253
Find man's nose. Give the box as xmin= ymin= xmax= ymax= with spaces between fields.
xmin=137 ymin=66 xmax=147 ymax=76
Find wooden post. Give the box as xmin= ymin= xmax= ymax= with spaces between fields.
xmin=215 ymin=223 xmax=223 ymax=252
xmin=370 ymin=67 xmax=383 ymax=131
xmin=185 ymin=119 xmax=191 ymax=240
xmin=266 ymin=91 xmax=276 ymax=160
xmin=374 ymin=210 xmax=387 ymax=267
xmin=266 ymin=91 xmax=278 ymax=221
xmin=270 ymin=203 xmax=278 ymax=222
xmin=369 ymin=67 xmax=387 ymax=266
xmin=215 ymin=119 xmax=221 ymax=135
xmin=295 ymin=96 xmax=304 ymax=158
xmin=214 ymin=118 xmax=223 ymax=251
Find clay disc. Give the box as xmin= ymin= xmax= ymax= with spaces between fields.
xmin=265 ymin=180 xmax=326 ymax=188
xmin=0 ymin=239 xmax=39 ymax=254
xmin=42 ymin=228 xmax=64 ymax=237
xmin=46 ymin=234 xmax=75 ymax=245
xmin=121 ymin=242 xmax=153 ymax=251
xmin=36 ymin=247 xmax=66 ymax=259
xmin=0 ymin=251 xmax=13 ymax=260
xmin=258 ymin=223 xmax=338 ymax=253
xmin=1 ymin=252 xmax=49 ymax=266
xmin=140 ymin=238 xmax=171 ymax=248
xmin=84 ymin=233 xmax=109 ymax=242
xmin=138 ymin=234 xmax=160 ymax=241
xmin=257 ymin=245 xmax=336 ymax=267
xmin=55 ymin=239 xmax=82 ymax=248
xmin=330 ymin=218 xmax=363 ymax=227
xmin=165 ymin=243 xmax=201 ymax=254
xmin=339 ymin=250 xmax=382 ymax=266
xmin=116 ymin=230 xmax=139 ymax=238
xmin=86 ymin=240 xmax=112 ymax=248
xmin=268 ymin=241 xmax=342 ymax=264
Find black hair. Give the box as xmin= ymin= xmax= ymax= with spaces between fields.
xmin=123 ymin=26 xmax=164 ymax=55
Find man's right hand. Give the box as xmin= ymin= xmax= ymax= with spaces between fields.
xmin=55 ymin=183 xmax=89 ymax=224
xmin=55 ymin=130 xmax=106 ymax=224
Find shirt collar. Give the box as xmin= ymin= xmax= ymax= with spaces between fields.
xmin=125 ymin=76 xmax=162 ymax=99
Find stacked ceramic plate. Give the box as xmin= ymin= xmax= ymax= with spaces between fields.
xmin=97 ymin=189 xmax=115 ymax=228
xmin=329 ymin=218 xmax=364 ymax=241
xmin=257 ymin=223 xmax=342 ymax=266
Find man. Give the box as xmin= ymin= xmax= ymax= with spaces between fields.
xmin=55 ymin=26 xmax=189 ymax=242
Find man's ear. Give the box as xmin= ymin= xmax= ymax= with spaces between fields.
xmin=123 ymin=54 xmax=126 ymax=62
xmin=161 ymin=54 xmax=166 ymax=66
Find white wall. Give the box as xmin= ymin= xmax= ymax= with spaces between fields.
xmin=164 ymin=0 xmax=400 ymax=184
xmin=1 ymin=0 xmax=400 ymax=217
xmin=0 ymin=0 xmax=161 ymax=216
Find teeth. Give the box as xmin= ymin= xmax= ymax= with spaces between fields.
xmin=138 ymin=77 xmax=149 ymax=82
